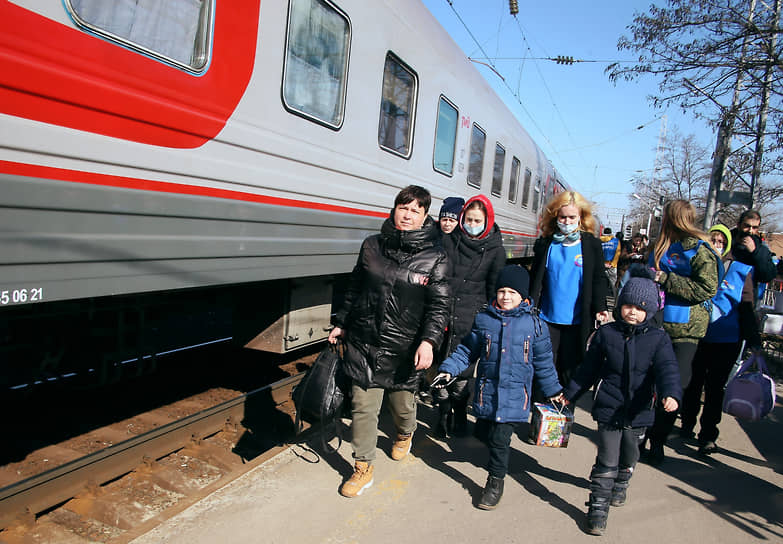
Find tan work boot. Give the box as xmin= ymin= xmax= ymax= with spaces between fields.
xmin=391 ymin=432 xmax=413 ymax=461
xmin=340 ymin=461 xmax=374 ymax=498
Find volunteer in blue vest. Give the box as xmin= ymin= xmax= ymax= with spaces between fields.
xmin=530 ymin=191 xmax=610 ymax=387
xmin=680 ymin=224 xmax=761 ymax=455
xmin=600 ymin=226 xmax=622 ymax=297
xmin=645 ymin=200 xmax=720 ymax=465
xmin=729 ymin=210 xmax=777 ymax=303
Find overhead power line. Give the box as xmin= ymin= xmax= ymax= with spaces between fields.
xmin=468 ymin=56 xmax=639 ymax=65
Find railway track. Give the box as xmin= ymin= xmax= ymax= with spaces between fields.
xmin=0 ymin=360 xmax=316 ymax=544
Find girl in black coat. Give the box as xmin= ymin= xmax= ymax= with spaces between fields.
xmin=564 ymin=277 xmax=682 ymax=535
xmin=530 ymin=191 xmax=610 ymax=386
xmin=436 ymin=194 xmax=506 ymax=437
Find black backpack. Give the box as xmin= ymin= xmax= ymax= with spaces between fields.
xmin=292 ymin=342 xmax=351 ymax=454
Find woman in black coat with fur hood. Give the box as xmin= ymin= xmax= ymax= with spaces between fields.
xmin=435 ymin=194 xmax=506 ymax=438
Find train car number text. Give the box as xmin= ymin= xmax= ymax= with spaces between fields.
xmin=1 ymin=288 xmax=44 ymax=305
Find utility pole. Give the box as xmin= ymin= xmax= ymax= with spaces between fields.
xmin=749 ymin=0 xmax=780 ymax=208
xmin=701 ymin=0 xmax=757 ymax=230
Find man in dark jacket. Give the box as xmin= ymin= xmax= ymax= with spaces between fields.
xmin=328 ymin=185 xmax=450 ymax=498
xmin=730 ymin=210 xmax=777 ymax=301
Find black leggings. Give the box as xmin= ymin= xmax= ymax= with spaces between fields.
xmin=546 ymin=322 xmax=585 ymax=386
xmin=648 ymin=341 xmax=698 ymax=446
xmin=680 ymin=341 xmax=740 ymax=442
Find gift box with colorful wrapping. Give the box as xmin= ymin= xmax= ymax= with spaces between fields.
xmin=528 ymin=402 xmax=574 ymax=447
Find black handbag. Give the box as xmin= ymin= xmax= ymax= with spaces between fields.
xmin=292 ymin=342 xmax=351 ymax=453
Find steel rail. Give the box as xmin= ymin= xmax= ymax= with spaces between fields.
xmin=0 ymin=373 xmax=303 ymax=529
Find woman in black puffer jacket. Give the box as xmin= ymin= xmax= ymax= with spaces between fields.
xmin=328 ymin=186 xmax=450 ymax=498
xmin=436 ymin=194 xmax=505 ymax=438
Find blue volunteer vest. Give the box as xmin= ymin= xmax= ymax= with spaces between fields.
xmin=704 ymin=260 xmax=753 ymax=343
xmin=601 ymin=237 xmax=619 ymax=263
xmin=649 ymin=241 xmax=703 ymax=324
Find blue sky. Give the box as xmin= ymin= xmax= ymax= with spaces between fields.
xmin=422 ymin=0 xmax=716 ymax=231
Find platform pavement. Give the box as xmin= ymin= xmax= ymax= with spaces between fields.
xmin=131 ymin=389 xmax=782 ymax=544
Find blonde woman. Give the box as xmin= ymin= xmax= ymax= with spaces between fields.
xmin=530 ymin=191 xmax=610 ymax=386
xmin=645 ymin=199 xmax=720 ymax=465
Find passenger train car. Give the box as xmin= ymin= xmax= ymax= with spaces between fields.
xmin=0 ymin=0 xmax=570 ymax=389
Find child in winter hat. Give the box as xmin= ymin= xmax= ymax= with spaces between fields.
xmin=615 ymin=277 xmax=660 ymax=324
xmin=435 ymin=264 xmax=561 ymax=510
xmin=563 ymin=274 xmax=681 ymax=535
xmin=494 ymin=263 xmax=530 ymax=300
xmin=438 ymin=196 xmax=465 ymax=234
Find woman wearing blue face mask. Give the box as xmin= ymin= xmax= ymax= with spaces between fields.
xmin=436 ymin=194 xmax=506 ymax=439
xmin=530 ymin=191 xmax=610 ymax=386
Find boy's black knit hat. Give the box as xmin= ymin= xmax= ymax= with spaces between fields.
xmin=617 ymin=277 xmax=658 ymax=314
xmin=439 ymin=197 xmax=465 ymax=220
xmin=495 ymin=265 xmax=530 ymax=299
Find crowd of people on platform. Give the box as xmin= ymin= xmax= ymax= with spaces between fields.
xmin=326 ymin=185 xmax=774 ymax=536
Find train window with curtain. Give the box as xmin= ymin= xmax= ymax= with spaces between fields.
xmin=433 ymin=96 xmax=458 ymax=176
xmin=532 ymin=176 xmax=541 ymax=213
xmin=282 ymin=0 xmax=351 ymax=129
xmin=521 ymin=168 xmax=532 ymax=208
xmin=508 ymin=157 xmax=520 ymax=203
xmin=490 ymin=143 xmax=505 ymax=196
xmin=467 ymin=123 xmax=486 ymax=188
xmin=378 ymin=53 xmax=418 ymax=157
xmin=65 ymin=0 xmax=214 ymax=72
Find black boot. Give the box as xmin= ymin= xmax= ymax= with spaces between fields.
xmin=586 ymin=464 xmax=617 ymax=535
xmin=452 ymin=397 xmax=468 ymax=436
xmin=434 ymin=400 xmax=452 ymax=439
xmin=477 ymin=475 xmax=504 ymax=510
xmin=611 ymin=468 xmax=633 ymax=507
xmin=586 ymin=493 xmax=611 ymax=535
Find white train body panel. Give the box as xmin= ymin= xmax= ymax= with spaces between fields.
xmin=0 ymin=0 xmax=569 ymax=313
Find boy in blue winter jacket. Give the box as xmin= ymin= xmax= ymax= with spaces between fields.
xmin=563 ymin=277 xmax=682 ymax=536
xmin=435 ymin=264 xmax=563 ymax=510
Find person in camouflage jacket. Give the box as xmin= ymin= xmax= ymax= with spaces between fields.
xmin=645 ymin=200 xmax=720 ymax=464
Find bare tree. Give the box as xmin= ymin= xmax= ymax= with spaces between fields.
xmin=608 ymin=0 xmax=783 ymax=214
xmin=626 ymin=128 xmax=711 ymax=235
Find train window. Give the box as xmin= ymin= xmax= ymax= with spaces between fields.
xmin=283 ymin=0 xmax=351 ymax=129
xmin=433 ymin=96 xmax=458 ymax=176
xmin=467 ymin=124 xmax=486 ymax=188
xmin=508 ymin=157 xmax=520 ymax=203
xmin=532 ymin=176 xmax=541 ymax=213
xmin=490 ymin=143 xmax=505 ymax=197
xmin=521 ymin=168 xmax=532 ymax=208
xmin=546 ymin=178 xmax=556 ymax=201
xmin=65 ymin=0 xmax=214 ymax=72
xmin=378 ymin=53 xmax=418 ymax=158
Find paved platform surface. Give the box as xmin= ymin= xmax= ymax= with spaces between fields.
xmin=131 ymin=390 xmax=783 ymax=544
